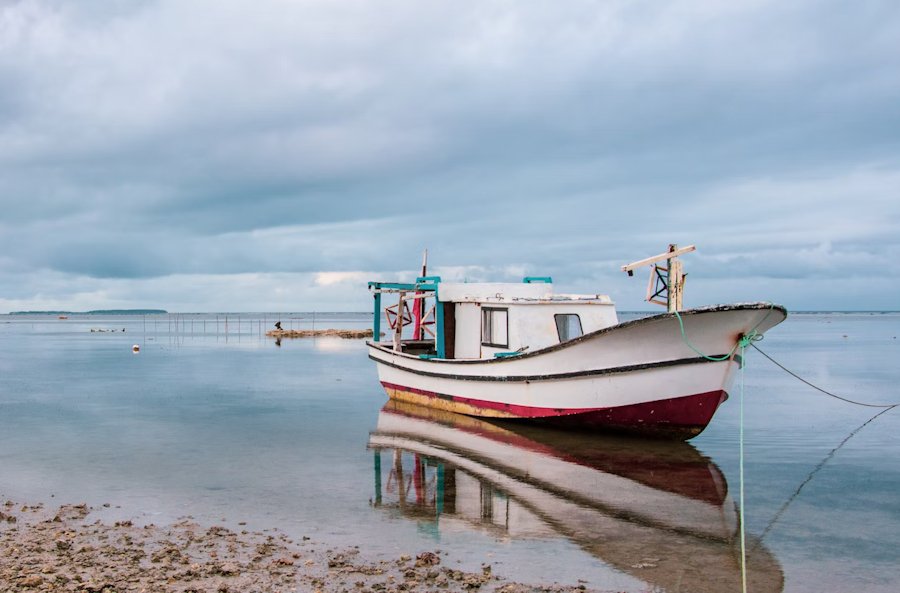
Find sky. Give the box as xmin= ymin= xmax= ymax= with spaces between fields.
xmin=1 ymin=0 xmax=899 ymax=313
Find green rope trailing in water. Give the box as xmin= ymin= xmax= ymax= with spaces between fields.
xmin=755 ymin=405 xmax=896 ymax=547
xmin=674 ymin=306 xmax=898 ymax=593
xmin=738 ymin=337 xmax=751 ymax=593
xmin=745 ymin=343 xmax=898 ymax=550
xmin=672 ymin=312 xmax=772 ymax=593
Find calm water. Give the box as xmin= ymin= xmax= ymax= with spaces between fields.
xmin=1 ymin=312 xmax=898 ymax=592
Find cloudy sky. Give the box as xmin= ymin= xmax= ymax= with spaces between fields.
xmin=1 ymin=0 xmax=898 ymax=312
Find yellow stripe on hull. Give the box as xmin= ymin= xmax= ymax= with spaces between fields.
xmin=382 ymin=385 xmax=521 ymax=419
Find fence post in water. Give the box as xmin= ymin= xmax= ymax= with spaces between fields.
xmin=393 ymin=450 xmax=405 ymax=504
xmin=373 ymin=450 xmax=382 ymax=506
xmin=436 ymin=464 xmax=445 ymax=516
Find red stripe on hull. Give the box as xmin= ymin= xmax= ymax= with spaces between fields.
xmin=380 ymin=381 xmax=728 ymax=439
xmin=532 ymin=391 xmax=728 ymax=439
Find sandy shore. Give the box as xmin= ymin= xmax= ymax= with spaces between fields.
xmin=0 ymin=500 xmax=597 ymax=593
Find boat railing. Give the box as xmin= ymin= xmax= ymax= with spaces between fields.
xmin=368 ymin=277 xmax=446 ymax=358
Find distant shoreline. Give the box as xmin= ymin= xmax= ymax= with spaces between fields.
xmin=7 ymin=309 xmax=168 ymax=315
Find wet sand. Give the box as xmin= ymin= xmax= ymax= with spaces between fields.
xmin=0 ymin=500 xmax=597 ymax=593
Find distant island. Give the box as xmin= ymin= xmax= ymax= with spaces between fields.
xmin=8 ymin=309 xmax=168 ymax=315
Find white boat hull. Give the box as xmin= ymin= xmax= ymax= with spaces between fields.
xmin=368 ymin=303 xmax=786 ymax=438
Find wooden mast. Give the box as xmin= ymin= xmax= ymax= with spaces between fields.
xmin=622 ymin=244 xmax=695 ymax=312
xmin=413 ymin=249 xmax=427 ymax=340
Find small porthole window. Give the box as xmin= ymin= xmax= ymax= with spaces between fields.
xmin=555 ymin=314 xmax=583 ymax=342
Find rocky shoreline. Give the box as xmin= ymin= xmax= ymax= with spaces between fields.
xmin=0 ymin=501 xmax=598 ymax=593
xmin=265 ymin=329 xmax=375 ymax=339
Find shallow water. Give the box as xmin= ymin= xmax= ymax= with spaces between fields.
xmin=0 ymin=311 xmax=898 ymax=592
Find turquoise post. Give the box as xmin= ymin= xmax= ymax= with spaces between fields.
xmin=372 ymin=292 xmax=381 ymax=340
xmin=435 ymin=300 xmax=445 ymax=358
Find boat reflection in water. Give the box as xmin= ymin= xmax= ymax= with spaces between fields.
xmin=368 ymin=400 xmax=783 ymax=593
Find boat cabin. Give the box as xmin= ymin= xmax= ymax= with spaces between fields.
xmin=369 ymin=277 xmax=617 ymax=359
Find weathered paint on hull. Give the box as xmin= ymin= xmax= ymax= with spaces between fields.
xmin=530 ymin=390 xmax=728 ymax=439
xmin=381 ymin=380 xmax=728 ymax=439
xmin=371 ymin=304 xmax=787 ymax=440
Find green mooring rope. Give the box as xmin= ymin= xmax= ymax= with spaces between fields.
xmin=674 ymin=310 xmax=739 ymax=361
xmin=738 ymin=338 xmax=749 ymax=593
xmin=674 ymin=309 xmax=767 ymax=363
xmin=673 ymin=308 xmax=769 ymax=593
xmin=704 ymin=333 xmax=755 ymax=593
xmin=673 ymin=304 xmax=897 ymax=593
xmin=751 ymin=344 xmax=900 ymax=409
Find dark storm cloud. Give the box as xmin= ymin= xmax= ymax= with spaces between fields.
xmin=1 ymin=0 xmax=899 ymax=310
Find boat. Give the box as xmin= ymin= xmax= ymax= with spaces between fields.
xmin=368 ymin=400 xmax=784 ymax=592
xmin=366 ymin=245 xmax=787 ymax=439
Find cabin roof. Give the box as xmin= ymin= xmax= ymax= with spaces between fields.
xmin=437 ymin=282 xmax=612 ymax=305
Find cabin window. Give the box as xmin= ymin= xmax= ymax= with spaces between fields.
xmin=481 ymin=307 xmax=508 ymax=347
xmin=555 ymin=314 xmax=583 ymax=342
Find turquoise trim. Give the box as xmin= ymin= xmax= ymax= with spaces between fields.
xmin=523 ymin=276 xmax=552 ymax=283
xmin=418 ymin=354 xmax=438 ymax=359
xmin=369 ymin=276 xmax=443 ymax=356
xmin=493 ymin=351 xmax=521 ymax=358
xmin=372 ymin=292 xmax=382 ymax=339
xmin=435 ymin=301 xmax=446 ymax=358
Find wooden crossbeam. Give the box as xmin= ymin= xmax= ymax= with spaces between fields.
xmin=621 ymin=244 xmax=696 ymax=273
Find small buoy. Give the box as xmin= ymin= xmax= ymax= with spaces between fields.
xmin=132 ymin=344 xmax=140 ymax=353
